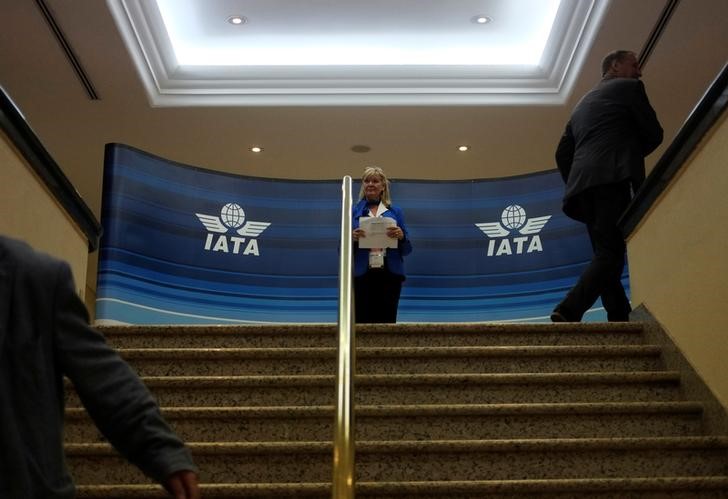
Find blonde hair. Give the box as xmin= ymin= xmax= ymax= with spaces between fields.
xmin=358 ymin=166 xmax=392 ymax=205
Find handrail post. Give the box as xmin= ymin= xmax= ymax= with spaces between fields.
xmin=332 ymin=175 xmax=355 ymax=498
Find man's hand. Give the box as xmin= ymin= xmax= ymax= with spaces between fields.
xmin=164 ymin=470 xmax=200 ymax=499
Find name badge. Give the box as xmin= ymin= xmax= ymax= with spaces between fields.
xmin=369 ymin=249 xmax=384 ymax=268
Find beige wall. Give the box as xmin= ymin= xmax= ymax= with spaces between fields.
xmin=0 ymin=131 xmax=89 ymax=298
xmin=628 ymin=112 xmax=728 ymax=408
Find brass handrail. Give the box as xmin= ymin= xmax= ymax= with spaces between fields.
xmin=332 ymin=175 xmax=355 ymax=498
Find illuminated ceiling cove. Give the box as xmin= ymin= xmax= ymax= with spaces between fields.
xmin=107 ymin=0 xmax=609 ymax=105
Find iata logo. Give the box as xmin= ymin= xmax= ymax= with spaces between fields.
xmin=476 ymin=204 xmax=551 ymax=256
xmin=195 ymin=203 xmax=270 ymax=256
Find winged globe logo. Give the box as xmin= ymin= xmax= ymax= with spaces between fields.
xmin=475 ymin=204 xmax=551 ymax=256
xmin=196 ymin=203 xmax=271 ymax=256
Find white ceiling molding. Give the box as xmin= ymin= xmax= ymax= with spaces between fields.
xmin=106 ymin=0 xmax=609 ymax=106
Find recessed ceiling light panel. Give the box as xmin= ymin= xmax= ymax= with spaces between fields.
xmin=154 ymin=0 xmax=562 ymax=66
xmin=108 ymin=0 xmax=610 ymax=105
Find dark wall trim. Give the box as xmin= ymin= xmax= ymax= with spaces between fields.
xmin=0 ymin=87 xmax=102 ymax=251
xmin=35 ymin=0 xmax=99 ymax=100
xmin=638 ymin=0 xmax=680 ymax=70
xmin=620 ymin=63 xmax=728 ymax=237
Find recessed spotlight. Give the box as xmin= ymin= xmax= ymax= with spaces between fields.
xmin=250 ymin=146 xmax=263 ymax=153
xmin=457 ymin=145 xmax=470 ymax=152
xmin=471 ymin=15 xmax=492 ymax=24
xmin=227 ymin=15 xmax=247 ymax=25
xmin=350 ymin=145 xmax=371 ymax=153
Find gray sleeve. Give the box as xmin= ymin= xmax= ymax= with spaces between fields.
xmin=52 ymin=261 xmax=197 ymax=482
xmin=631 ymin=80 xmax=663 ymax=156
xmin=555 ymin=122 xmax=575 ymax=182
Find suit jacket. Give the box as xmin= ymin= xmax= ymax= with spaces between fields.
xmin=352 ymin=199 xmax=412 ymax=277
xmin=555 ymin=77 xmax=663 ymax=221
xmin=0 ymin=236 xmax=196 ymax=499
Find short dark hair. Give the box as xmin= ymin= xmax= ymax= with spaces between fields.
xmin=601 ymin=50 xmax=634 ymax=77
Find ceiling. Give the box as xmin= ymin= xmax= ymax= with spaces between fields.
xmin=109 ymin=0 xmax=597 ymax=106
xmin=1 ymin=0 xmax=727 ymax=295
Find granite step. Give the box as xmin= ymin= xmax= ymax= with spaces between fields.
xmin=66 ymin=436 xmax=728 ymax=484
xmin=353 ymin=476 xmax=728 ymax=498
xmin=65 ymin=371 xmax=683 ymax=407
xmin=67 ymin=322 xmax=728 ymax=497
xmin=75 ymin=476 xmax=728 ymax=498
xmin=117 ymin=345 xmax=664 ymax=376
xmin=64 ymin=402 xmax=705 ymax=443
xmin=98 ymin=322 xmax=645 ymax=349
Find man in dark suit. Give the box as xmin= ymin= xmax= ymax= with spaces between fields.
xmin=551 ymin=50 xmax=663 ymax=322
xmin=0 ymin=235 xmax=200 ymax=498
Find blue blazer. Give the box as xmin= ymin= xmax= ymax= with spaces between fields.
xmin=352 ymin=199 xmax=412 ymax=278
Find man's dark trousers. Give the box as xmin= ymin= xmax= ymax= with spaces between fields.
xmin=556 ymin=180 xmax=633 ymax=322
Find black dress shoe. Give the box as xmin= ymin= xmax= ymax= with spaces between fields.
xmin=550 ymin=310 xmax=569 ymax=322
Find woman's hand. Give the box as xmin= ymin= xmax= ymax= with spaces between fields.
xmin=387 ymin=226 xmax=404 ymax=240
xmin=353 ymin=228 xmax=366 ymax=241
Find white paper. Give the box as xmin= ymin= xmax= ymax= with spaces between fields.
xmin=358 ymin=217 xmax=398 ymax=248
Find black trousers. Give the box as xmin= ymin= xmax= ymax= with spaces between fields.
xmin=354 ymin=268 xmax=403 ymax=323
xmin=556 ymin=181 xmax=632 ymax=322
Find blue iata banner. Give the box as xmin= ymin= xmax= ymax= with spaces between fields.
xmin=96 ymin=143 xmax=626 ymax=324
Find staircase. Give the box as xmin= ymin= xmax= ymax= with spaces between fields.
xmin=66 ymin=322 xmax=728 ymax=498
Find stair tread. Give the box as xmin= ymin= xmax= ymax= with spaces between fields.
xmin=74 ymin=476 xmax=728 ymax=495
xmin=66 ymin=435 xmax=728 ymax=455
xmin=97 ymin=322 xmax=646 ymax=336
xmin=66 ymin=401 xmax=705 ymax=419
xmin=116 ymin=345 xmax=662 ymax=357
xmin=67 ymin=371 xmax=682 ymax=387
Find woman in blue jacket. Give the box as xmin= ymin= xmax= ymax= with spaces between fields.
xmin=352 ymin=166 xmax=412 ymax=323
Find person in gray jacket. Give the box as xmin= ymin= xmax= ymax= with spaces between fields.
xmin=551 ymin=50 xmax=663 ymax=322
xmin=0 ymin=235 xmax=199 ymax=498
